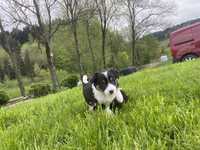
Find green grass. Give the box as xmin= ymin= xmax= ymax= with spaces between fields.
xmin=1 ymin=60 xmax=200 ymax=149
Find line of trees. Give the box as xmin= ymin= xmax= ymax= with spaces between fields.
xmin=0 ymin=50 xmax=35 ymax=82
xmin=0 ymin=0 xmax=174 ymax=97
xmin=120 ymin=0 xmax=174 ymax=65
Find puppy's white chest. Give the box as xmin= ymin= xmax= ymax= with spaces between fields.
xmin=96 ymin=92 xmax=114 ymax=104
xmin=92 ymin=85 xmax=115 ymax=105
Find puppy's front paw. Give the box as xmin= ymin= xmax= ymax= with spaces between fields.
xmin=115 ymin=89 xmax=124 ymax=103
xmin=105 ymin=107 xmax=113 ymax=115
xmin=88 ymin=105 xmax=95 ymax=111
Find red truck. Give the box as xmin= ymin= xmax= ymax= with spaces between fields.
xmin=170 ymin=22 xmax=200 ymax=62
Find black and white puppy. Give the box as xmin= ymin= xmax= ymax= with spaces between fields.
xmin=82 ymin=69 xmax=128 ymax=114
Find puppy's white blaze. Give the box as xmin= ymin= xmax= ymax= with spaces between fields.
xmin=103 ymin=71 xmax=108 ymax=77
xmin=82 ymin=75 xmax=88 ymax=84
xmin=104 ymin=83 xmax=117 ymax=96
xmin=116 ymin=89 xmax=124 ymax=103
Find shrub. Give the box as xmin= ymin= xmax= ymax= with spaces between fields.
xmin=29 ymin=83 xmax=51 ymax=98
xmin=61 ymin=75 xmax=79 ymax=88
xmin=0 ymin=91 xmax=9 ymax=105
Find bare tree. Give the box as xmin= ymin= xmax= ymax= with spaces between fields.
xmin=0 ymin=19 xmax=25 ymax=96
xmin=83 ymin=0 xmax=97 ymax=73
xmin=2 ymin=0 xmax=61 ymax=90
xmin=121 ymin=0 xmax=175 ymax=65
xmin=94 ymin=0 xmax=118 ymax=69
xmin=59 ymin=0 xmax=87 ymax=76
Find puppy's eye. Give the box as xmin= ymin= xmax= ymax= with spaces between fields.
xmin=102 ymin=80 xmax=106 ymax=84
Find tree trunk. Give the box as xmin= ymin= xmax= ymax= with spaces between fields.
xmin=45 ymin=42 xmax=60 ymax=91
xmin=72 ymin=23 xmax=83 ymax=76
xmin=86 ymin=20 xmax=96 ymax=73
xmin=102 ymin=29 xmax=106 ymax=69
xmin=10 ymin=53 xmax=26 ymax=97
xmin=15 ymin=49 xmax=26 ymax=76
xmin=131 ymin=26 xmax=138 ymax=66
xmin=110 ymin=40 xmax=117 ymax=68
xmin=131 ymin=35 xmax=135 ymax=65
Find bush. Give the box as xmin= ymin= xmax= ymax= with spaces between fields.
xmin=61 ymin=75 xmax=79 ymax=88
xmin=0 ymin=91 xmax=9 ymax=105
xmin=29 ymin=83 xmax=51 ymax=98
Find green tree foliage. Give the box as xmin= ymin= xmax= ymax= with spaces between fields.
xmin=29 ymin=83 xmax=51 ymax=98
xmin=117 ymin=52 xmax=130 ymax=68
xmin=52 ymin=21 xmax=103 ymax=73
xmin=136 ymin=36 xmax=161 ymax=65
xmin=11 ymin=28 xmax=29 ymax=45
xmin=61 ymin=75 xmax=79 ymax=89
xmin=0 ymin=91 xmax=9 ymax=105
xmin=52 ymin=21 xmax=130 ymax=73
xmin=0 ymin=21 xmax=161 ymax=75
xmin=107 ymin=31 xmax=130 ymax=68
xmin=22 ymin=43 xmax=48 ymax=69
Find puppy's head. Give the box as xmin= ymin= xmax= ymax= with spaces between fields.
xmin=91 ymin=69 xmax=119 ymax=96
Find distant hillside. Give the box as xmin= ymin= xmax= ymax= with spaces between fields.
xmin=152 ymin=18 xmax=200 ymax=41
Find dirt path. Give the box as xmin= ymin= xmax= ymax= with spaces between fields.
xmin=4 ymin=96 xmax=31 ymax=108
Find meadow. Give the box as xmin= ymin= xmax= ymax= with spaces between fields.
xmin=0 ymin=60 xmax=200 ymax=149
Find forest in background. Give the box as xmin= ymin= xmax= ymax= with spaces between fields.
xmin=0 ymin=0 xmax=174 ymax=98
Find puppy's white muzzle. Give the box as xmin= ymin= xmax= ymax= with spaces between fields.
xmin=104 ymin=83 xmax=117 ymax=96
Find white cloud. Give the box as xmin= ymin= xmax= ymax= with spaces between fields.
xmin=171 ymin=0 xmax=200 ymax=25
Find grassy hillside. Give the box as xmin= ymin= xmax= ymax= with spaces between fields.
xmin=1 ymin=60 xmax=200 ymax=149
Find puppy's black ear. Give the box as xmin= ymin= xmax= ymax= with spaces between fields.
xmin=110 ymin=68 xmax=120 ymax=79
xmin=90 ymin=73 xmax=99 ymax=84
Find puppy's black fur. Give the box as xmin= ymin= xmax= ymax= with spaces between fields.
xmin=82 ymin=80 xmax=98 ymax=109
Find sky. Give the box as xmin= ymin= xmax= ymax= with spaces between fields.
xmin=172 ymin=0 xmax=200 ymax=25
xmin=1 ymin=0 xmax=200 ymax=31
xmin=114 ymin=0 xmax=200 ymax=32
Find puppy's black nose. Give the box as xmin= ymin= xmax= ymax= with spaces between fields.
xmin=109 ymin=90 xmax=114 ymax=94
